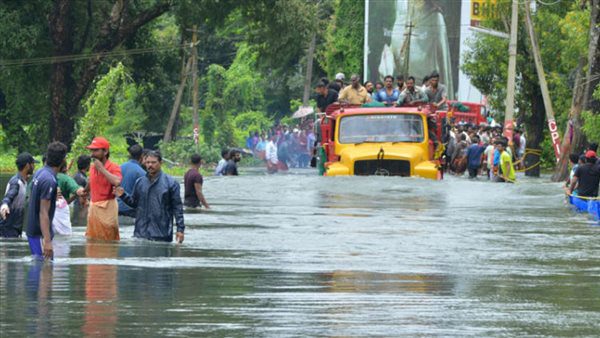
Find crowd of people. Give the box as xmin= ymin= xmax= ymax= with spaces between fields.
xmin=566 ymin=143 xmax=600 ymax=199
xmin=227 ymin=121 xmax=317 ymax=174
xmin=314 ymin=71 xmax=449 ymax=111
xmin=0 ymin=137 xmax=215 ymax=260
xmin=442 ymin=123 xmax=526 ymax=182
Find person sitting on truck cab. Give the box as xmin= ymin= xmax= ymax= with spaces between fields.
xmin=375 ymin=75 xmax=399 ymax=106
xmin=397 ymin=76 xmax=428 ymax=107
xmin=396 ymin=75 xmax=406 ymax=92
xmin=364 ymin=81 xmax=376 ymax=100
xmin=338 ymin=74 xmax=371 ymax=105
xmin=424 ymin=71 xmax=448 ymax=111
xmin=315 ymin=82 xmax=338 ymax=113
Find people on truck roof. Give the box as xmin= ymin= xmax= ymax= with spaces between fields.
xmin=315 ymin=82 xmax=338 ymax=113
xmin=363 ymin=81 xmax=376 ymax=100
xmin=338 ymin=74 xmax=372 ymax=105
xmin=375 ymin=75 xmax=400 ymax=106
xmin=397 ymin=76 xmax=428 ymax=107
xmin=395 ymin=75 xmax=406 ymax=92
xmin=424 ymin=71 xmax=448 ymax=111
xmin=419 ymin=75 xmax=431 ymax=92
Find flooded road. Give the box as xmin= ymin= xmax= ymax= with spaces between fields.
xmin=1 ymin=170 xmax=599 ymax=336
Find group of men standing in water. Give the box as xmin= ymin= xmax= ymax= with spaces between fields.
xmin=0 ymin=136 xmax=214 ymax=260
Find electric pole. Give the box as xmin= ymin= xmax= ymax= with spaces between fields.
xmin=163 ymin=56 xmax=192 ymax=143
xmin=191 ymin=25 xmax=199 ymax=147
xmin=504 ymin=0 xmax=518 ymax=143
xmin=524 ymin=1 xmax=561 ymax=162
xmin=403 ymin=21 xmax=414 ymax=76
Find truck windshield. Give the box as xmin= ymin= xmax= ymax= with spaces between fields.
xmin=338 ymin=114 xmax=424 ymax=144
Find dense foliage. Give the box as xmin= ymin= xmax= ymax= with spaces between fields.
xmin=582 ymin=86 xmax=600 ymax=143
xmin=319 ymin=0 xmax=364 ymax=78
xmin=462 ymin=2 xmax=593 ymax=170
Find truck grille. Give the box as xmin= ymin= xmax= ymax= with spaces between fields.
xmin=354 ymin=160 xmax=411 ymax=176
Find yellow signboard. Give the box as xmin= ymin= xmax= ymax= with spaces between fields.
xmin=471 ymin=0 xmax=499 ymax=26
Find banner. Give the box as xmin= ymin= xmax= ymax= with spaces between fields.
xmin=471 ymin=0 xmax=499 ymax=27
xmin=365 ymin=0 xmax=462 ymax=99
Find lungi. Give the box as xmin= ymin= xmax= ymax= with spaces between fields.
xmin=86 ymin=199 xmax=120 ymax=241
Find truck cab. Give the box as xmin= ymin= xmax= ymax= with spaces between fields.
xmin=318 ymin=102 xmax=485 ymax=179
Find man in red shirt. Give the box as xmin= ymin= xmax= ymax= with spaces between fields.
xmin=84 ymin=137 xmax=122 ymax=240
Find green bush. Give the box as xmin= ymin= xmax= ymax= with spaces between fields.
xmin=159 ymin=138 xmax=222 ymax=166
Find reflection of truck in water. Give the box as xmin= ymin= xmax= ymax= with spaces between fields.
xmin=317 ymin=103 xmax=486 ymax=179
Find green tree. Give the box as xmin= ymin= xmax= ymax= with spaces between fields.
xmin=70 ymin=63 xmax=130 ymax=159
xmin=318 ymin=0 xmax=364 ymax=78
xmin=462 ymin=2 xmax=587 ymax=175
xmin=202 ymin=64 xmax=227 ymax=146
xmin=582 ymin=86 xmax=600 ymax=143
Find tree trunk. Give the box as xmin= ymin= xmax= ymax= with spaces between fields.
xmin=551 ymin=0 xmax=599 ymax=181
xmin=524 ymin=85 xmax=545 ymax=177
xmin=49 ymin=0 xmax=171 ymax=145
xmin=551 ymin=57 xmax=587 ymax=181
xmin=302 ymin=33 xmax=317 ymax=106
xmin=49 ymin=0 xmax=74 ymax=144
xmin=583 ymin=0 xmax=600 ymax=113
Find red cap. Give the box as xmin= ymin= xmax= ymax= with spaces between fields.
xmin=585 ymin=150 xmax=597 ymax=159
xmin=86 ymin=137 xmax=110 ymax=150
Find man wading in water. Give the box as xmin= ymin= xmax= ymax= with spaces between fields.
xmin=115 ymin=151 xmax=185 ymax=243
xmin=1 ymin=153 xmax=38 ymax=238
xmin=85 ymin=137 xmax=122 ymax=241
xmin=26 ymin=142 xmax=67 ymax=260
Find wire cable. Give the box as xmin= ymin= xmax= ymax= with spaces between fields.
xmin=0 ymin=44 xmax=188 ymax=67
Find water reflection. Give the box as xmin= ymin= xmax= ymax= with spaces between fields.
xmin=25 ymin=261 xmax=53 ymax=337
xmin=82 ymin=241 xmax=118 ymax=337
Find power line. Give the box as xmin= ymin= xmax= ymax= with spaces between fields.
xmin=0 ymin=44 xmax=188 ymax=67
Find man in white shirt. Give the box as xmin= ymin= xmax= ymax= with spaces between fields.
xmin=214 ymin=149 xmax=229 ymax=176
xmin=265 ymin=135 xmax=279 ymax=174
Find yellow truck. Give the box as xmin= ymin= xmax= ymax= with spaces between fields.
xmin=318 ymin=105 xmax=442 ymax=179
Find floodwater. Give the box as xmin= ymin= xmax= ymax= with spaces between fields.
xmin=1 ymin=170 xmax=599 ymax=336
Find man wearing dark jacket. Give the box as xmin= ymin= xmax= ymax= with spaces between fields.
xmin=115 ymin=150 xmax=185 ymax=243
xmin=0 ymin=153 xmax=38 ymax=237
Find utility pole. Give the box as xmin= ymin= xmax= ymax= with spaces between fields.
xmin=503 ymin=0 xmax=518 ymax=143
xmin=191 ymin=25 xmax=200 ymax=148
xmin=400 ymin=21 xmax=415 ymax=77
xmin=524 ymin=2 xmax=560 ymax=162
xmin=163 ymin=56 xmax=192 ymax=143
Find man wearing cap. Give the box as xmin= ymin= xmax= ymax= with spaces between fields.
xmin=0 ymin=153 xmax=38 ymax=238
xmin=338 ymin=74 xmax=371 ymax=105
xmin=568 ymin=151 xmax=600 ymax=198
xmin=85 ymin=137 xmax=122 ymax=240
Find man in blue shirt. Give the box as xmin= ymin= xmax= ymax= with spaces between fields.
xmin=375 ymin=75 xmax=400 ymax=106
xmin=118 ymin=144 xmax=145 ymax=218
xmin=465 ymin=136 xmax=486 ymax=178
xmin=0 ymin=153 xmax=38 ymax=237
xmin=26 ymin=142 xmax=67 ymax=260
